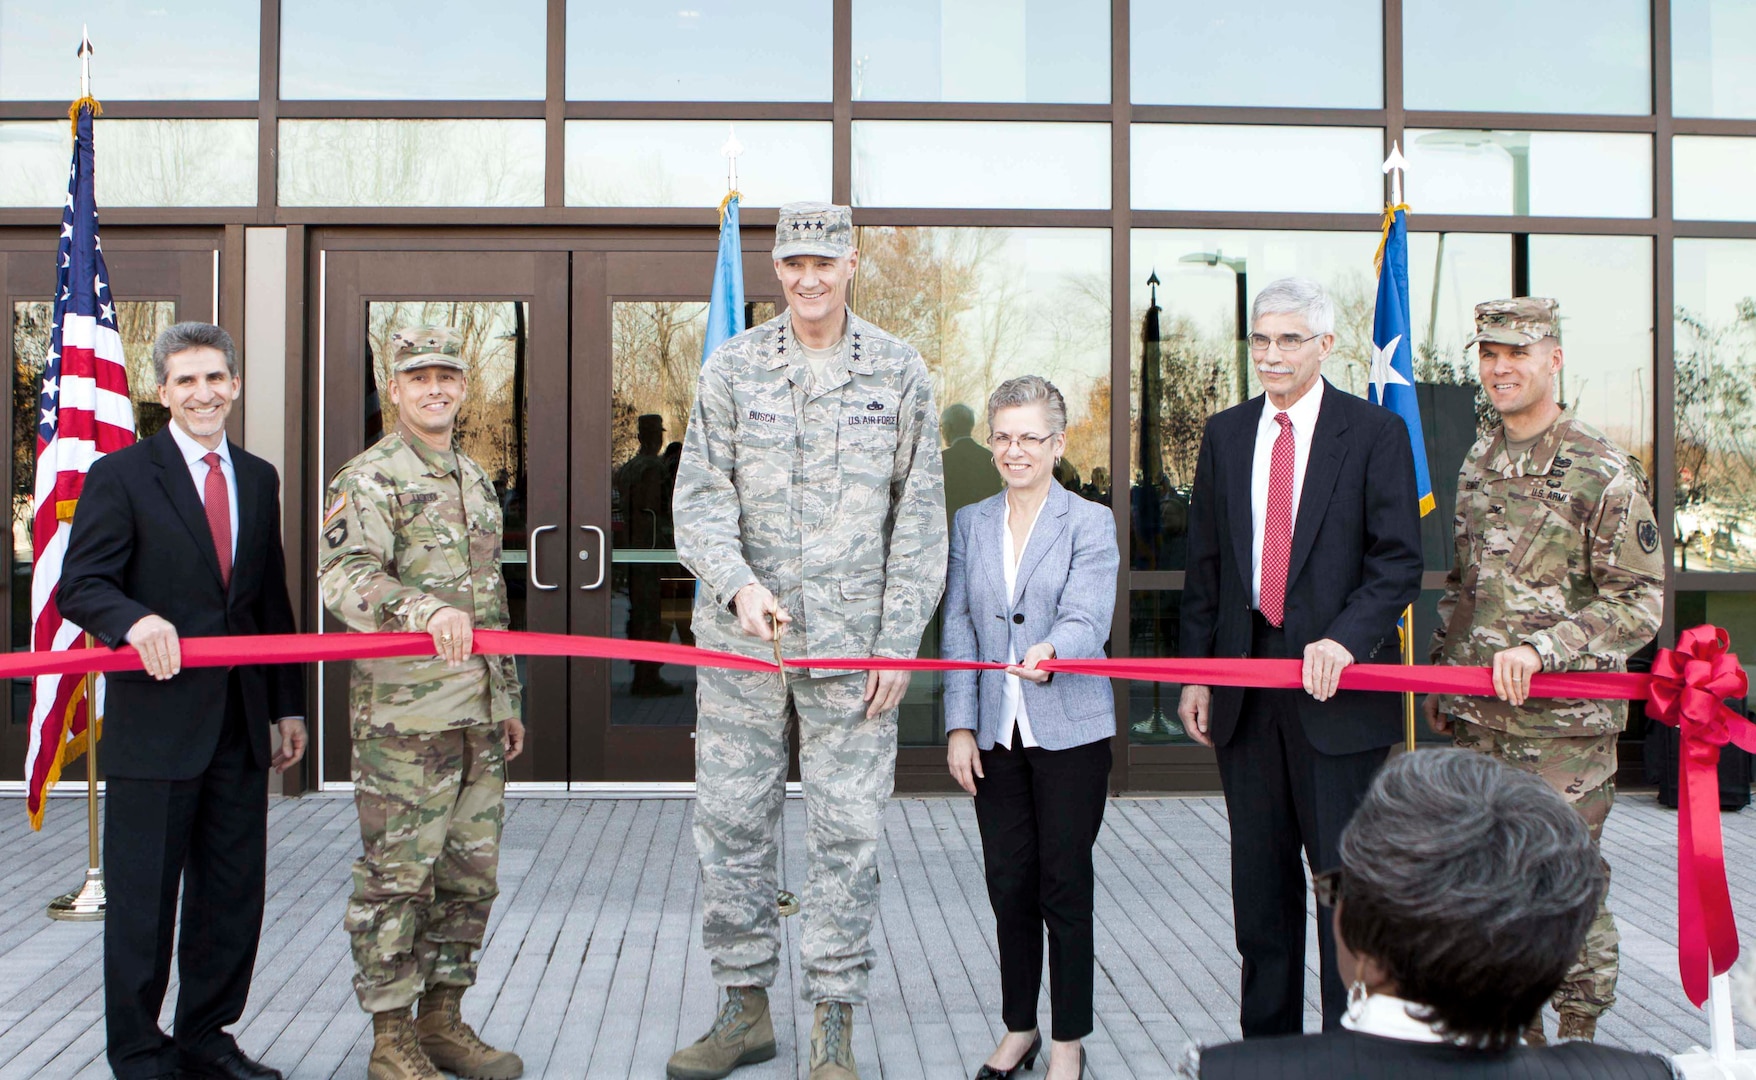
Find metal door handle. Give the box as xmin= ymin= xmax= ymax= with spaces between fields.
xmin=579 ymin=525 xmax=606 ymax=590
xmin=528 ymin=525 xmax=556 ymax=590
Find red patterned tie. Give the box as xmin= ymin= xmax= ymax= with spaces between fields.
xmin=1259 ymin=412 xmax=1294 ymax=628
xmin=203 ymin=451 xmax=232 ymax=587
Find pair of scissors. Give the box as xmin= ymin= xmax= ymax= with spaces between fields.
xmin=771 ymin=610 xmax=787 ymax=689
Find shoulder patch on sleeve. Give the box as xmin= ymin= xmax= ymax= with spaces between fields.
xmin=1637 ymin=518 xmax=1659 ymax=554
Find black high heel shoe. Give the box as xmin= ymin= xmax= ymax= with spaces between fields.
xmin=973 ymin=1031 xmax=1043 ymax=1079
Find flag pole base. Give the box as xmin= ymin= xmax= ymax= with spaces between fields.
xmin=47 ymin=868 xmax=106 ymax=921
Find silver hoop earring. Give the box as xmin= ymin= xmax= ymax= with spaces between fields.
xmin=1347 ymin=979 xmax=1369 ymax=1021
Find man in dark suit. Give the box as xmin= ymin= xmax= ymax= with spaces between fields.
xmin=1177 ymin=278 xmax=1422 ymax=1037
xmin=58 ymin=322 xmax=306 ymax=1080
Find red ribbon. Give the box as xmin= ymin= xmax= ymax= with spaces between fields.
xmin=26 ymin=622 xmax=1751 ymax=1011
xmin=1644 ymin=625 xmax=1756 ymax=1006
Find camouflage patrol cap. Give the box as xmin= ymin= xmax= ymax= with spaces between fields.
xmin=1467 ymin=297 xmax=1561 ymax=347
xmin=772 ymin=201 xmax=854 ymax=260
xmin=389 ymin=326 xmax=466 ymax=373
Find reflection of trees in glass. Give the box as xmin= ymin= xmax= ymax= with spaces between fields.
xmin=1675 ymin=300 xmax=1756 ymax=570
xmin=99 ymin=121 xmax=255 ymax=206
xmin=10 ymin=300 xmax=173 ymax=563
xmin=853 ymin=226 xmax=1111 ymax=479
xmin=282 ymin=121 xmax=543 ymax=207
xmin=365 ymin=301 xmax=527 ymax=485
xmin=611 ymin=301 xmax=706 ymax=467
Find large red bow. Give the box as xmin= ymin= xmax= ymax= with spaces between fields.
xmin=1644 ymin=625 xmax=1756 ymax=1006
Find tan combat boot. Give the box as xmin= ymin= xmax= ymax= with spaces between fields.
xmin=369 ymin=1007 xmax=442 ymax=1080
xmin=808 ymin=1001 xmax=859 ymax=1080
xmin=1555 ymin=1010 xmax=1597 ymax=1042
xmin=667 ymin=986 xmax=777 ymax=1080
xmin=416 ymin=986 xmax=524 ymax=1079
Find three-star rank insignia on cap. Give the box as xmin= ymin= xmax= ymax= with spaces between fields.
xmin=1638 ymin=519 xmax=1659 ymax=553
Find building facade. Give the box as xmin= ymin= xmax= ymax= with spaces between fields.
xmin=1 ymin=0 xmax=1752 ymax=793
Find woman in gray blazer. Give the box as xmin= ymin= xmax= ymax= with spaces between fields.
xmin=943 ymin=376 xmax=1119 ymax=1080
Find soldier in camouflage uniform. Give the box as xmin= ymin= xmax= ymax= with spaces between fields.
xmin=1425 ymin=297 xmax=1664 ymax=1045
xmin=667 ymin=203 xmax=948 ymax=1080
xmin=320 ymin=327 xmax=526 ymax=1080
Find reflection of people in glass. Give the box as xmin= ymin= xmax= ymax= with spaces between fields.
xmin=1080 ymin=466 xmax=1110 ymax=505
xmin=943 ymin=376 xmax=1118 ymax=1080
xmin=615 ymin=414 xmax=680 ymax=696
xmin=660 ymin=439 xmax=696 ymax=649
xmin=1053 ymin=457 xmax=1081 ymax=492
xmin=942 ymin=402 xmax=1003 ymax=520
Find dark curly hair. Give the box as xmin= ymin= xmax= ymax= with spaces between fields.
xmin=1336 ymin=749 xmax=1603 ymax=1051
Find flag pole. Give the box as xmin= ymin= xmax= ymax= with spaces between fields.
xmin=1402 ymin=605 xmax=1416 ymax=752
xmin=48 ymin=635 xmax=105 ymax=920
xmin=47 ymin=32 xmax=107 ymax=922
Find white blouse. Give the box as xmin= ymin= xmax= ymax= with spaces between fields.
xmin=996 ymin=495 xmax=1045 ymax=749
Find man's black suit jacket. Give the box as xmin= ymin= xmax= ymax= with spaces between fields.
xmin=57 ymin=427 xmax=304 ymax=780
xmin=1180 ymin=380 xmax=1423 ymax=755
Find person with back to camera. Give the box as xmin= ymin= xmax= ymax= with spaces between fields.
xmin=943 ymin=376 xmax=1120 ymax=1080
xmin=1174 ymin=748 xmax=1676 ymax=1078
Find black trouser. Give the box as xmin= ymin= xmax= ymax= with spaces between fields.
xmin=974 ymin=728 xmax=1111 ymax=1042
xmin=1214 ymin=614 xmax=1387 ymax=1038
xmin=105 ymin=683 xmax=268 ymax=1079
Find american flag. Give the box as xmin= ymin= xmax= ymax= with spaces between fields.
xmin=24 ymin=100 xmax=136 ymax=829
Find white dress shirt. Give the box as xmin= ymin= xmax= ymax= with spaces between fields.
xmin=1341 ymin=992 xmax=1448 ymax=1043
xmin=997 ymin=495 xmax=1045 ymax=749
xmin=1249 ymin=377 xmax=1324 ymax=610
xmin=168 ymin=420 xmax=238 ymax=565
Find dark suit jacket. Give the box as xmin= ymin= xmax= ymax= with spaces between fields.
xmin=57 ymin=427 xmax=305 ymax=780
xmin=1180 ymin=380 xmax=1422 ymax=755
xmin=1198 ymin=1029 xmax=1676 ymax=1079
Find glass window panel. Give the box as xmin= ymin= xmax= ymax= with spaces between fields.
xmin=1674 ymin=239 xmax=1756 ymax=572
xmin=1131 ymin=0 xmax=1380 ymax=108
xmin=1406 ymin=232 xmax=1510 ymax=569
xmin=1131 ymin=125 xmax=1381 ymax=213
xmin=1404 ymin=0 xmax=1649 ymax=115
xmin=0 ymin=1 xmax=257 ymax=100
xmin=567 ymin=0 xmax=831 ymax=101
xmin=281 ymin=0 xmax=544 ymax=99
xmin=1405 ymin=130 xmax=1652 ymax=219
xmin=1674 ymin=0 xmax=1756 ymax=119
xmin=852 ymin=0 xmax=1108 ymax=103
xmin=1529 ymin=235 xmax=1653 ymax=478
xmin=0 ymin=120 xmax=255 ymax=207
xmin=1675 ymin=136 xmax=1756 ymax=221
xmin=853 ymin=122 xmax=1109 ymax=209
xmin=365 ymin=301 xmax=534 ymax=716
xmin=852 ymin=227 xmax=1110 ymax=744
xmin=13 ymin=300 xmax=175 ymax=670
xmin=608 ymin=299 xmax=776 ymax=719
xmin=1128 ymin=229 xmax=1381 ymax=569
xmin=565 ymin=121 xmax=831 ymax=207
xmin=279 ymin=120 xmax=544 ymax=207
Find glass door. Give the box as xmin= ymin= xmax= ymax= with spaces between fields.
xmin=316 ymin=249 xmax=570 ymax=786
xmin=569 ymin=248 xmax=781 ymax=784
xmin=0 ymin=244 xmax=219 ymax=786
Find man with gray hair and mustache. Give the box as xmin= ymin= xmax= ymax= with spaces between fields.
xmin=1178 ymin=277 xmax=1423 ymax=1036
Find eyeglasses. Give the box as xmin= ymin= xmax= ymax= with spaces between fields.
xmin=988 ymin=432 xmax=1054 ymax=452
xmin=1313 ymin=867 xmax=1345 ymax=909
xmin=1247 ymin=332 xmax=1323 ymax=353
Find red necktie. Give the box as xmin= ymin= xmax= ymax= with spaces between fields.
xmin=203 ymin=451 xmax=232 ymax=587
xmin=1259 ymin=412 xmax=1294 ymax=628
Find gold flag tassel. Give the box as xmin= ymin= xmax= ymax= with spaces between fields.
xmin=716 ymin=188 xmax=741 ymax=227
xmin=68 ymin=95 xmax=102 ymax=138
xmin=1374 ymin=202 xmax=1411 ymax=277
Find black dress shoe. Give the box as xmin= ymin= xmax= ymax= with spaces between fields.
xmin=974 ymin=1031 xmax=1042 ymax=1079
xmin=181 ymin=1049 xmax=284 ymax=1080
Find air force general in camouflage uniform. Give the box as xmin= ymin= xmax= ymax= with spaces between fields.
xmin=320 ymin=327 xmax=525 ymax=1080
xmin=668 ymin=203 xmax=948 ymax=1080
xmin=1426 ymin=298 xmax=1664 ymax=1045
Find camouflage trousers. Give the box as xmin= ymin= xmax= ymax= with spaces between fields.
xmin=1454 ymin=721 xmax=1619 ymax=1019
xmin=693 ymin=665 xmax=897 ymax=1004
xmin=346 ymin=724 xmax=506 ymax=1013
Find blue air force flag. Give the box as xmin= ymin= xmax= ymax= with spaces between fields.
xmin=702 ymin=192 xmax=745 ymax=362
xmin=1369 ymin=206 xmax=1435 ymax=517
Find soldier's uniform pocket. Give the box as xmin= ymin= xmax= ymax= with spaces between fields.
xmin=394 ymin=492 xmax=465 ymax=585
xmin=1508 ymin=492 xmax=1579 ymax=587
xmin=840 ymin=575 xmax=885 ymax=642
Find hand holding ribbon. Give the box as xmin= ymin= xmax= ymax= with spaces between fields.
xmin=1644 ymin=625 xmax=1756 ymax=1006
